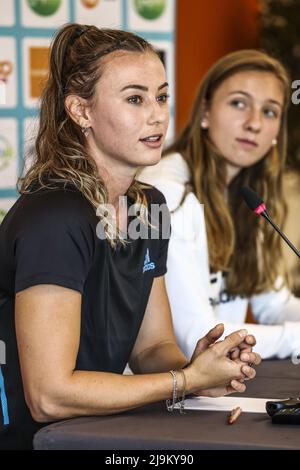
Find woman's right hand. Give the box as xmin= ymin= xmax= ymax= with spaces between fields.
xmin=184 ymin=324 xmax=260 ymax=396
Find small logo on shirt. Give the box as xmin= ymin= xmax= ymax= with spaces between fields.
xmin=143 ymin=248 xmax=156 ymax=273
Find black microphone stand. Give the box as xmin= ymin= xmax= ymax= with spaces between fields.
xmin=261 ymin=210 xmax=300 ymax=258
xmin=242 ymin=186 xmax=300 ymax=423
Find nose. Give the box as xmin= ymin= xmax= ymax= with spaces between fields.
xmin=148 ymin=101 xmax=168 ymax=126
xmin=244 ymin=107 xmax=262 ymax=133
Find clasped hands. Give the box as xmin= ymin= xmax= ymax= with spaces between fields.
xmin=188 ymin=323 xmax=261 ymax=398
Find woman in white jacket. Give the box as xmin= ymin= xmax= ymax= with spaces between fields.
xmin=140 ymin=50 xmax=300 ymax=361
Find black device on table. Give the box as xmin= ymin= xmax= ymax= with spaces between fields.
xmin=266 ymin=398 xmax=300 ymax=424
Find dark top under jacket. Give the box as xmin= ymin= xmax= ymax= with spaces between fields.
xmin=0 ymin=184 xmax=169 ymax=449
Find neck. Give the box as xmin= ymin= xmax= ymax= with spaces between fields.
xmin=88 ymin=143 xmax=136 ymax=210
xmin=88 ymin=139 xmax=137 ymax=210
xmin=100 ymin=167 xmax=135 ymax=209
xmin=225 ymin=163 xmax=241 ymax=186
xmin=97 ymin=164 xmax=134 ymax=234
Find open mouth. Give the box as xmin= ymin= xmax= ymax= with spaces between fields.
xmin=140 ymin=134 xmax=163 ymax=147
xmin=140 ymin=134 xmax=163 ymax=143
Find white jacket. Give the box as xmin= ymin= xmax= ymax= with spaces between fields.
xmin=139 ymin=152 xmax=300 ymax=360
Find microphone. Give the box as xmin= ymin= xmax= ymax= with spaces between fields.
xmin=241 ymin=186 xmax=300 ymax=259
xmin=242 ymin=186 xmax=300 ymax=422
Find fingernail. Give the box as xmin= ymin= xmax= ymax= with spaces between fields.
xmin=238 ymin=329 xmax=248 ymax=338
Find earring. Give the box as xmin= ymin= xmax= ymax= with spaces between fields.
xmin=81 ymin=126 xmax=90 ymax=137
xmin=272 ymin=138 xmax=277 ymax=146
xmin=201 ymin=119 xmax=208 ymax=129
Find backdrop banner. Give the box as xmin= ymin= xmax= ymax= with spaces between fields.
xmin=0 ymin=0 xmax=176 ymax=222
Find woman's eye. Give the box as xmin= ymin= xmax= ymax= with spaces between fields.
xmin=264 ymin=108 xmax=277 ymax=118
xmin=127 ymin=95 xmax=143 ymax=104
xmin=230 ymin=99 xmax=246 ymax=109
xmin=157 ymin=93 xmax=170 ymax=103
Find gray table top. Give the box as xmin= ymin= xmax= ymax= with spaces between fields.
xmin=34 ymin=360 xmax=300 ymax=450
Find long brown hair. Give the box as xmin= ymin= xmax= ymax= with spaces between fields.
xmin=165 ymin=50 xmax=290 ymax=296
xmin=18 ymin=23 xmax=160 ymax=245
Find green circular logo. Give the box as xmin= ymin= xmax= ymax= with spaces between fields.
xmin=27 ymin=0 xmax=61 ymax=16
xmin=0 ymin=136 xmax=13 ymax=172
xmin=134 ymin=0 xmax=166 ymax=20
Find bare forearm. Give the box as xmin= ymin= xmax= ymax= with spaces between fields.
xmin=130 ymin=341 xmax=188 ymax=374
xmin=33 ymin=369 xmax=181 ymax=422
xmin=32 ymin=341 xmax=189 ymax=422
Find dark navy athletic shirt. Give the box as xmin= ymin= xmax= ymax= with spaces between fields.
xmin=0 ymin=184 xmax=169 ymax=449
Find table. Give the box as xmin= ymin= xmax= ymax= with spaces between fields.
xmin=33 ymin=360 xmax=300 ymax=450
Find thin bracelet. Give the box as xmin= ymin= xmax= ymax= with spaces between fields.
xmin=166 ymin=370 xmax=177 ymax=412
xmin=177 ymin=369 xmax=187 ymax=414
xmin=166 ymin=369 xmax=187 ymax=413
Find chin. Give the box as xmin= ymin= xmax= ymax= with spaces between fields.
xmin=138 ymin=152 xmax=162 ymax=168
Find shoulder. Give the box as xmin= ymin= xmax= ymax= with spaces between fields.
xmin=22 ymin=188 xmax=93 ymax=219
xmin=8 ymin=188 xmax=96 ymax=240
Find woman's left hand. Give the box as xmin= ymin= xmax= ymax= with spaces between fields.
xmin=190 ymin=329 xmax=261 ymax=398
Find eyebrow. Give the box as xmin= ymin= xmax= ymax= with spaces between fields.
xmin=120 ymin=82 xmax=169 ymax=92
xmin=228 ymin=91 xmax=283 ymax=108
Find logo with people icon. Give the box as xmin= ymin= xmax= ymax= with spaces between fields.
xmin=0 ymin=61 xmax=13 ymax=84
xmin=134 ymin=0 xmax=166 ymax=20
xmin=27 ymin=0 xmax=61 ymax=16
xmin=0 ymin=60 xmax=13 ymax=104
